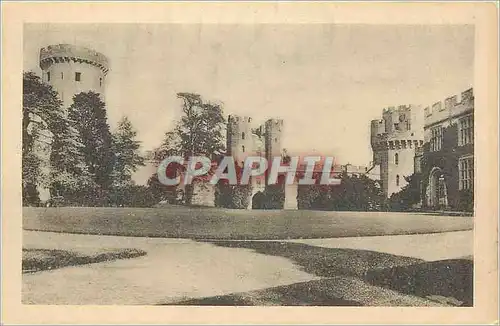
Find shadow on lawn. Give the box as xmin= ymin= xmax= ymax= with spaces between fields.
xmin=166 ymin=279 xmax=362 ymax=306
xmin=184 ymin=241 xmax=473 ymax=306
xmin=366 ymin=258 xmax=473 ymax=306
xmin=22 ymin=248 xmax=147 ymax=273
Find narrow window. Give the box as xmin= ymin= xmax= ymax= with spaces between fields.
xmin=241 ymin=132 xmax=245 ymax=140
xmin=61 ymin=72 xmax=64 ymax=80
xmin=100 ymin=77 xmax=103 ymax=87
xmin=47 ymin=72 xmax=51 ymax=82
xmin=242 ymin=145 xmax=245 ymax=153
xmin=396 ymin=175 xmax=400 ymax=187
xmin=274 ymin=137 xmax=278 ymax=143
xmin=75 ymin=72 xmax=81 ymax=81
xmin=395 ymin=153 xmax=399 ymax=165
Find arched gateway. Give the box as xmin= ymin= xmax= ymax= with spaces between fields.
xmin=427 ymin=167 xmax=449 ymax=209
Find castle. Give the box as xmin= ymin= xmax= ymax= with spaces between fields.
xmin=190 ymin=115 xmax=293 ymax=209
xmin=370 ymin=88 xmax=474 ymax=211
xmin=28 ymin=43 xmax=382 ymax=209
xmin=189 ymin=115 xmax=379 ymax=209
xmin=28 ymin=44 xmax=109 ymax=201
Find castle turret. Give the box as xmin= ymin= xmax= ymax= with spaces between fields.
xmin=264 ymin=118 xmax=284 ymax=165
xmin=370 ymin=104 xmax=424 ymax=198
xmin=39 ymin=44 xmax=109 ymax=107
xmin=227 ymin=115 xmax=254 ymax=166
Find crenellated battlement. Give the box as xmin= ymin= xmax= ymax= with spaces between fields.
xmin=382 ymin=104 xmax=412 ymax=113
xmin=264 ymin=118 xmax=284 ymax=127
xmin=40 ymin=44 xmax=109 ymax=75
xmin=424 ymin=88 xmax=474 ymax=118
xmin=228 ymin=115 xmax=252 ymax=124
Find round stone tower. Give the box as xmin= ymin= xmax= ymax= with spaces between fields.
xmin=371 ymin=105 xmax=424 ymax=198
xmin=264 ymin=118 xmax=284 ymax=164
xmin=227 ymin=115 xmax=254 ymax=166
xmin=39 ymin=44 xmax=109 ymax=107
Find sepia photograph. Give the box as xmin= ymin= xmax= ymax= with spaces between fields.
xmin=2 ymin=2 xmax=498 ymax=325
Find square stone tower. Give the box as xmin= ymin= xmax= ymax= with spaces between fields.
xmin=370 ymin=105 xmax=424 ymax=198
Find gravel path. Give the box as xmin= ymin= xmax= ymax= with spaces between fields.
xmin=23 ymin=231 xmax=319 ymax=305
xmin=22 ymin=230 xmax=472 ymax=305
xmin=288 ymin=230 xmax=473 ymax=261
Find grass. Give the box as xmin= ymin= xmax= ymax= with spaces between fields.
xmin=22 ymin=248 xmax=147 ymax=273
xmin=23 ymin=206 xmax=473 ymax=240
xmin=365 ymin=258 xmax=473 ymax=306
xmin=172 ymin=240 xmax=473 ymax=306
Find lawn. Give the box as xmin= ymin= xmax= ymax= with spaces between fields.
xmin=169 ymin=240 xmax=472 ymax=306
xmin=23 ymin=206 xmax=473 ymax=240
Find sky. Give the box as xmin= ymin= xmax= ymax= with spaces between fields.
xmin=24 ymin=24 xmax=474 ymax=184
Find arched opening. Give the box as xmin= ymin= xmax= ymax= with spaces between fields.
xmin=395 ymin=153 xmax=399 ymax=165
xmin=396 ymin=175 xmax=400 ymax=186
xmin=242 ymin=145 xmax=245 ymax=153
xmin=241 ymin=132 xmax=245 ymax=140
xmin=251 ymin=191 xmax=266 ymax=209
xmin=428 ymin=167 xmax=448 ymax=209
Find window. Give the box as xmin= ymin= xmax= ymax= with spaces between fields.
xmin=242 ymin=145 xmax=245 ymax=153
xmin=396 ymin=175 xmax=400 ymax=187
xmin=394 ymin=123 xmax=400 ymax=131
xmin=458 ymin=115 xmax=474 ymax=146
xmin=61 ymin=72 xmax=64 ymax=80
xmin=47 ymin=72 xmax=50 ymax=82
xmin=274 ymin=137 xmax=278 ymax=143
xmin=459 ymin=156 xmax=474 ymax=190
xmin=395 ymin=153 xmax=399 ymax=165
xmin=430 ymin=126 xmax=443 ymax=152
xmin=75 ymin=72 xmax=81 ymax=81
xmin=241 ymin=132 xmax=245 ymax=140
xmin=99 ymin=77 xmax=102 ymax=87
xmin=406 ymin=121 xmax=411 ymax=131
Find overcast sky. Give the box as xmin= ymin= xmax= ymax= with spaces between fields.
xmin=24 ymin=24 xmax=474 ymax=183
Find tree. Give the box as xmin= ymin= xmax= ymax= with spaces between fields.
xmin=68 ymin=92 xmax=115 ymax=192
xmin=389 ymin=173 xmax=422 ymax=211
xmin=111 ymin=116 xmax=145 ymax=187
xmin=297 ymin=172 xmax=383 ymax=211
xmin=151 ymin=92 xmax=226 ymax=204
xmin=48 ymin=108 xmax=94 ymax=202
xmin=22 ymin=72 xmax=64 ymax=205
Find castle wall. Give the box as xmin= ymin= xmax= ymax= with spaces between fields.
xmin=419 ymin=88 xmax=474 ymax=210
xmin=191 ymin=182 xmax=216 ymax=207
xmin=284 ymin=184 xmax=298 ymax=210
